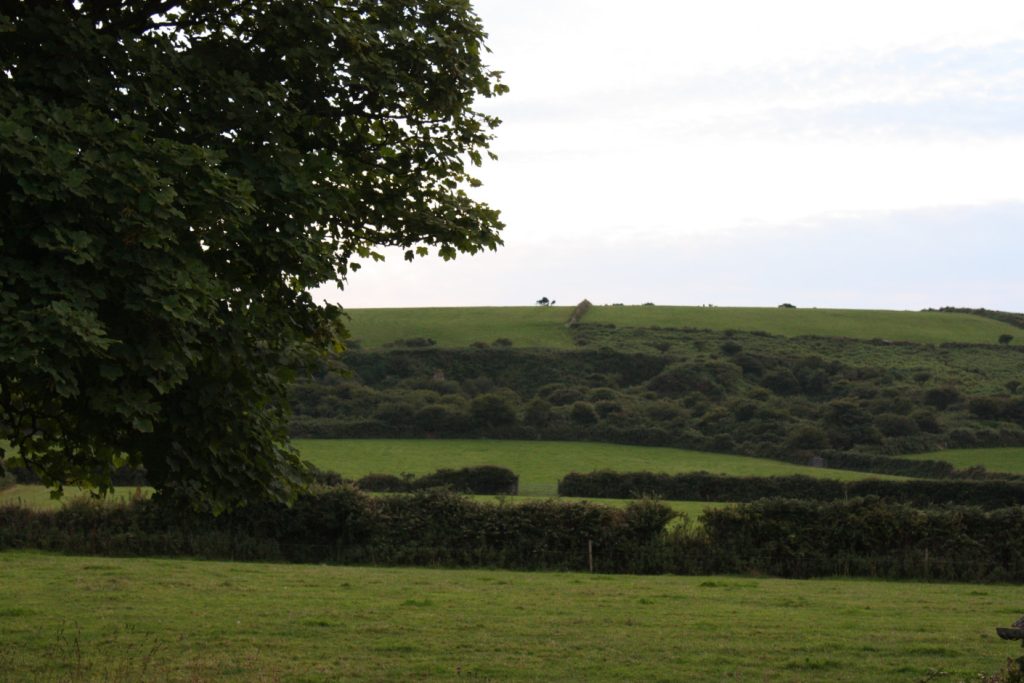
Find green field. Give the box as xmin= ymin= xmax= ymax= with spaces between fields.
xmin=343 ymin=306 xmax=1021 ymax=348
xmin=345 ymin=306 xmax=576 ymax=349
xmin=1 ymin=551 xmax=1020 ymax=682
xmin=297 ymin=438 xmax=903 ymax=497
xmin=586 ymin=306 xmax=1021 ymax=345
xmin=0 ymin=485 xmax=151 ymax=509
xmin=903 ymin=447 xmax=1024 ymax=475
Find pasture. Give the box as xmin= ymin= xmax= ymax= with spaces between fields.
xmin=344 ymin=306 xmax=576 ymax=349
xmin=343 ymin=305 xmax=1021 ymax=348
xmin=585 ymin=305 xmax=1021 ymax=345
xmin=0 ymin=485 xmax=149 ymax=510
xmin=1 ymin=551 xmax=1020 ymax=682
xmin=296 ymin=438 xmax=903 ymax=497
xmin=903 ymin=447 xmax=1024 ymax=475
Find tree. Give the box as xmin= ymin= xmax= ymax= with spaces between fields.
xmin=0 ymin=1 xmax=506 ymax=511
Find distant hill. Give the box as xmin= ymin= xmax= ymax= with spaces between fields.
xmin=345 ymin=306 xmax=577 ymax=349
xmin=344 ymin=305 xmax=1022 ymax=349
xmin=292 ymin=305 xmax=1024 ymax=477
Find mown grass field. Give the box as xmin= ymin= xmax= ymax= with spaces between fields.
xmin=1 ymin=551 xmax=1020 ymax=682
xmin=345 ymin=306 xmax=576 ymax=349
xmin=903 ymin=447 xmax=1024 ymax=475
xmin=296 ymin=438 xmax=903 ymax=497
xmin=343 ymin=305 xmax=1020 ymax=348
xmin=587 ymin=306 xmax=1021 ymax=345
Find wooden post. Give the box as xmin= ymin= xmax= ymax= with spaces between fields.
xmin=587 ymin=540 xmax=594 ymax=573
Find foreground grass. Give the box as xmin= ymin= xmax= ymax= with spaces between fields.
xmin=297 ymin=438 xmax=903 ymax=497
xmin=345 ymin=306 xmax=576 ymax=349
xmin=585 ymin=305 xmax=1021 ymax=345
xmin=903 ymin=447 xmax=1024 ymax=475
xmin=0 ymin=551 xmax=1019 ymax=682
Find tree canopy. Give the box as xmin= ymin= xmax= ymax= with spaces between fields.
xmin=0 ymin=1 xmax=505 ymax=510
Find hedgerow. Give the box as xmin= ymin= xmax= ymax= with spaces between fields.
xmin=2 ymin=491 xmax=1022 ymax=582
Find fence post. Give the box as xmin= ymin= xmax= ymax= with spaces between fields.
xmin=587 ymin=540 xmax=594 ymax=573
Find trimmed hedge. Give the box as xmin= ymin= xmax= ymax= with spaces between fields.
xmin=0 ymin=489 xmax=673 ymax=573
xmin=700 ymin=497 xmax=1024 ymax=581
xmin=354 ymin=465 xmax=518 ymax=495
xmin=8 ymin=462 xmax=518 ymax=497
xmin=558 ymin=470 xmax=1024 ymax=508
xmin=1 ymin=490 xmax=1022 ymax=581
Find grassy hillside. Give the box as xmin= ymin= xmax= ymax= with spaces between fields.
xmin=297 ymin=439 xmax=902 ymax=497
xmin=902 ymin=447 xmax=1024 ymax=475
xmin=587 ymin=306 xmax=1022 ymax=345
xmin=343 ymin=305 xmax=1022 ymax=348
xmin=1 ymin=551 xmax=1019 ymax=682
xmin=345 ymin=306 xmax=576 ymax=349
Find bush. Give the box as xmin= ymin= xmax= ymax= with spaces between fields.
xmin=784 ymin=425 xmax=831 ymax=450
xmin=356 ymin=473 xmax=412 ymax=492
xmin=558 ymin=470 xmax=1024 ymax=508
xmin=523 ymin=397 xmax=553 ymax=427
xmin=970 ymin=396 xmax=1006 ymax=420
xmin=356 ymin=467 xmax=518 ymax=495
xmin=470 ymin=393 xmax=518 ymax=427
xmin=414 ymin=465 xmax=518 ymax=495
xmin=924 ymin=386 xmax=962 ymax=410
xmin=874 ymin=413 xmax=920 ymax=437
xmin=570 ymin=401 xmax=598 ymax=425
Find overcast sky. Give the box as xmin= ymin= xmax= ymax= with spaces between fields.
xmin=326 ymin=0 xmax=1024 ymax=311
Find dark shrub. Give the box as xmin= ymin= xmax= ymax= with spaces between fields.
xmin=785 ymin=425 xmax=831 ymax=450
xmin=874 ymin=413 xmax=920 ymax=437
xmin=414 ymin=404 xmax=465 ymax=433
xmin=969 ymin=396 xmax=1006 ymax=420
xmin=415 ymin=466 xmax=518 ymax=495
xmin=589 ymin=387 xmax=618 ymax=401
xmin=403 ymin=337 xmax=437 ymax=348
xmin=470 ymin=393 xmax=518 ymax=427
xmin=523 ymin=397 xmax=553 ymax=427
xmin=594 ymin=400 xmax=624 ymax=418
xmin=570 ymin=401 xmax=599 ymax=424
xmin=911 ymin=409 xmax=941 ymax=433
xmin=544 ymin=386 xmax=585 ymax=406
xmin=719 ymin=340 xmax=742 ymax=355
xmin=648 ymin=362 xmax=739 ymax=399
xmin=762 ymin=369 xmax=800 ymax=395
xmin=924 ymin=386 xmax=962 ymax=410
xmin=357 ymin=473 xmax=412 ymax=492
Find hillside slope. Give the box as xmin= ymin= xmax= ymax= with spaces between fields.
xmin=292 ymin=318 xmax=1024 ymax=475
xmin=344 ymin=305 xmax=1022 ymax=348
